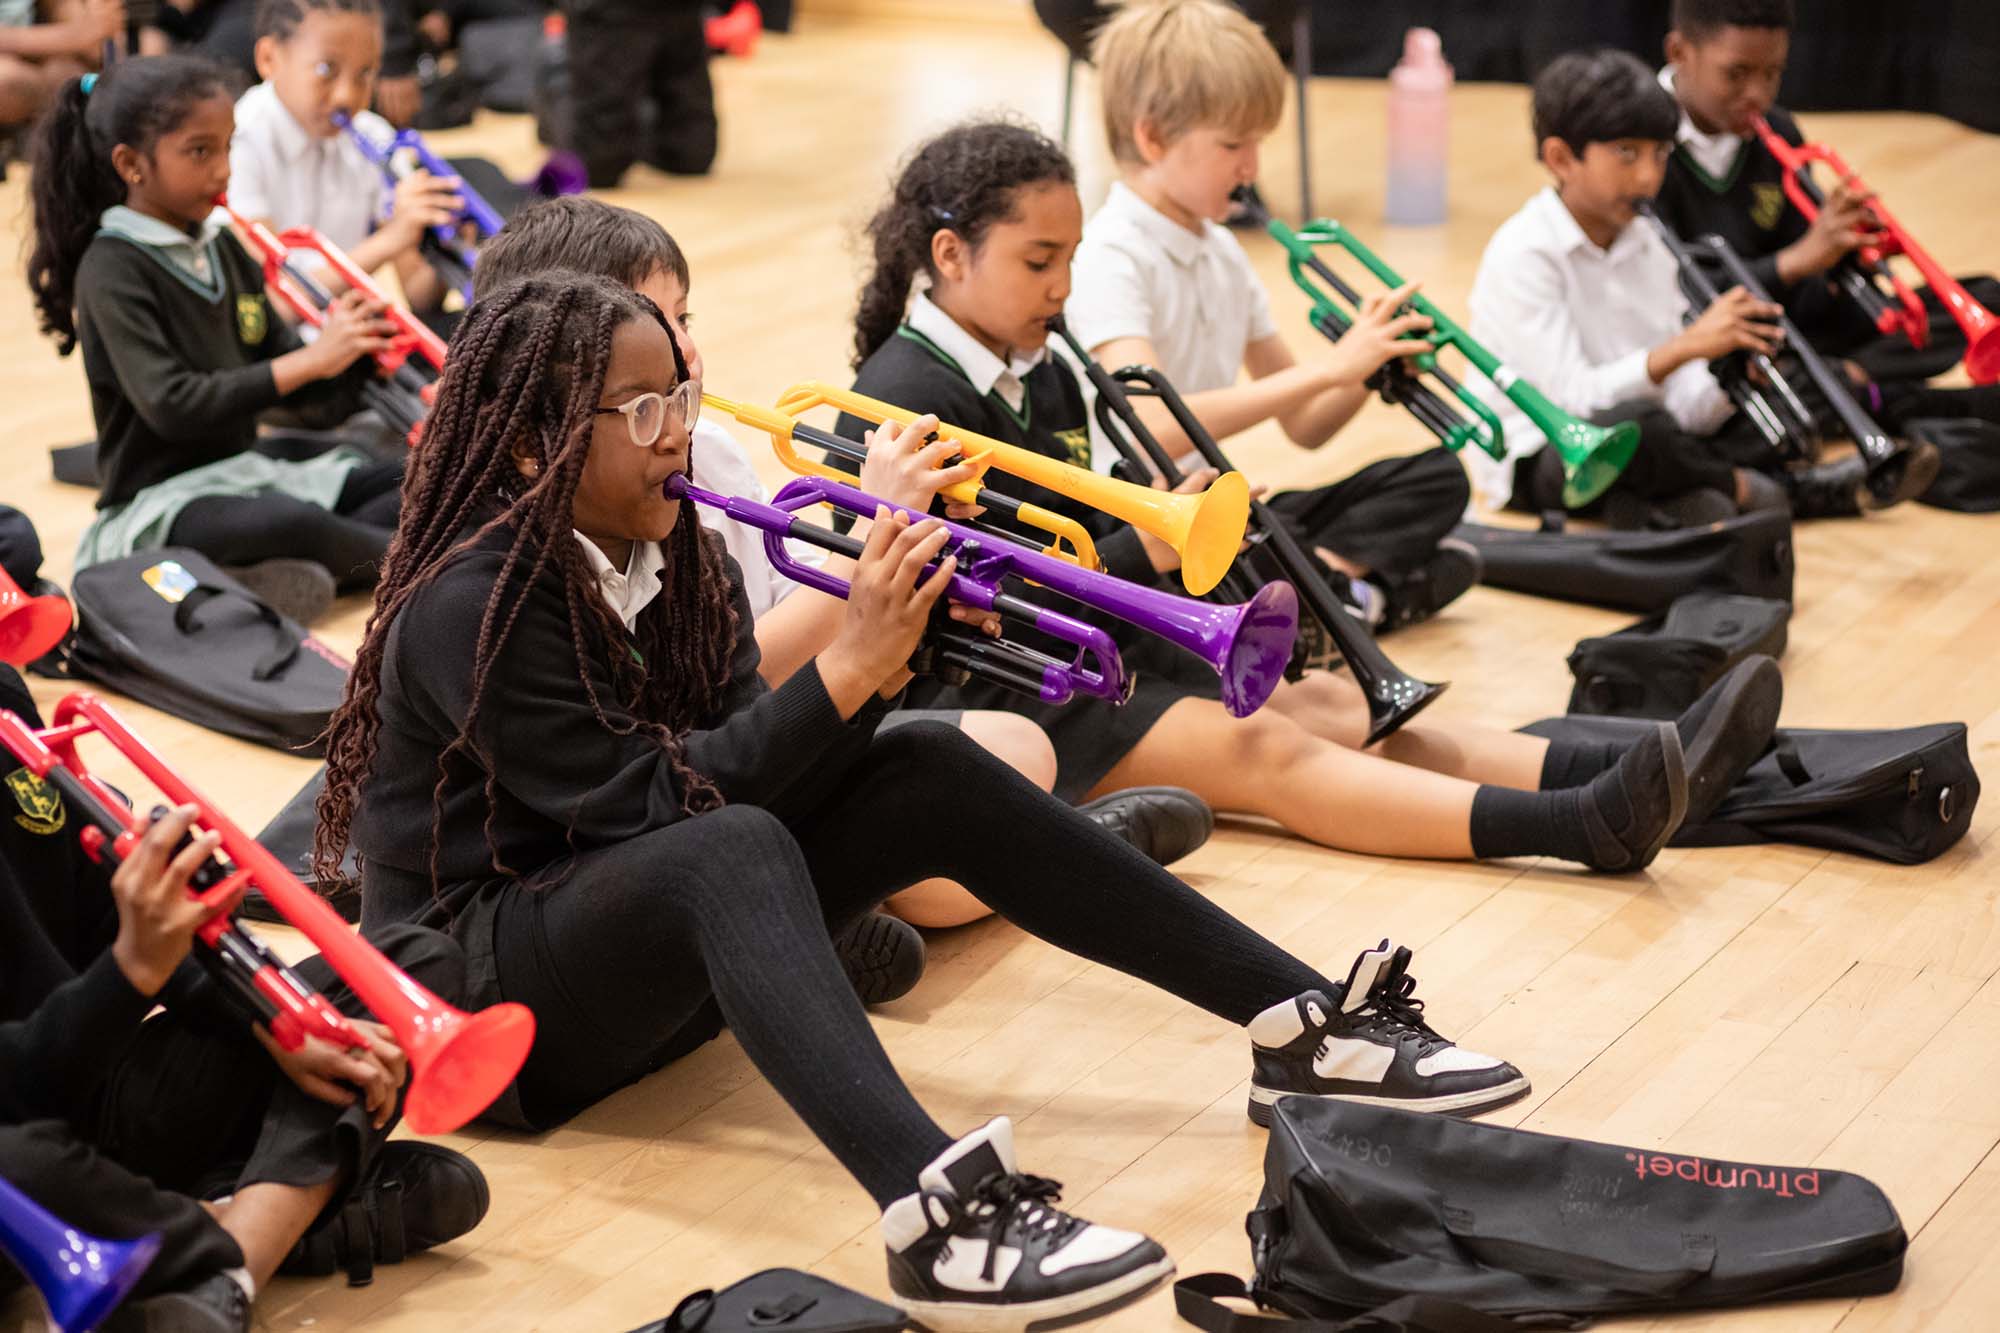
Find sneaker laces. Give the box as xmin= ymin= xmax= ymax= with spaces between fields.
xmin=954 ymin=1171 xmax=1085 ymax=1282
xmin=1331 ymin=968 xmax=1451 ymax=1059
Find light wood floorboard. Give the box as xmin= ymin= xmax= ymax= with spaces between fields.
xmin=2 ymin=8 xmax=1996 ymax=1329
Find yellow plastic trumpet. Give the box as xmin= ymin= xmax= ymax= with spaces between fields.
xmin=710 ymin=381 xmax=1250 ymax=596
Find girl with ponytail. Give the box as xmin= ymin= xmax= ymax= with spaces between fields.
xmin=841 ymin=119 xmax=1774 ymax=889
xmin=25 ymin=54 xmax=403 ymax=620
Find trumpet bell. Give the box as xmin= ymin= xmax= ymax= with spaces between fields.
xmin=1962 ymin=315 xmax=2000 ymax=385
xmin=1179 ymin=469 xmax=1251 ymax=597
xmin=1554 ymin=417 xmax=1640 ymax=509
xmin=0 ymin=1175 xmax=161 ymax=1333
xmin=394 ymin=1000 xmax=538 ymax=1136
xmin=1219 ymin=581 xmax=1300 ymax=718
xmin=0 ymin=592 xmax=71 ymax=666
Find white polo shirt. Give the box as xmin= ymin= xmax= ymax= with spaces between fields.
xmin=228 ymin=82 xmax=390 ymax=254
xmin=1465 ymin=186 xmax=1733 ymax=506
xmin=1066 ymin=180 xmax=1277 ymax=394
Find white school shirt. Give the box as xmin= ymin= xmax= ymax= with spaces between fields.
xmin=574 ymin=419 xmax=826 ymax=627
xmin=1659 ymin=64 xmax=1746 ymax=184
xmin=1064 ymin=182 xmax=1277 ymax=469
xmin=228 ymin=82 xmax=390 ymax=255
xmin=905 ymin=290 xmax=1045 ymax=413
xmin=574 ymin=528 xmax=666 ymax=631
xmin=1464 ymin=186 xmax=1733 ymax=507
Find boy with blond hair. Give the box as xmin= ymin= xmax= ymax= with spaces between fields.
xmin=1065 ymin=0 xmax=1476 ymax=630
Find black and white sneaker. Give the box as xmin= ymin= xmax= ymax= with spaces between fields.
xmin=882 ymin=1119 xmax=1174 ymax=1331
xmin=1247 ymin=941 xmax=1529 ymax=1125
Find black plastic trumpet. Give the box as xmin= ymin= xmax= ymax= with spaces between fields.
xmin=1641 ymin=204 xmax=1931 ymax=506
xmin=1049 ymin=315 xmax=1444 ymax=744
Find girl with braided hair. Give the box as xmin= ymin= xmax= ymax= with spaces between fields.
xmin=319 ymin=270 xmax=1533 ymax=1330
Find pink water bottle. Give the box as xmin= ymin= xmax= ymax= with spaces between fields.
xmin=1385 ymin=28 xmax=1452 ymax=225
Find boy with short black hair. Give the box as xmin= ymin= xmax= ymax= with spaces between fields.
xmin=1064 ymin=0 xmax=1478 ymax=631
xmin=1656 ymin=0 xmax=2000 ymax=400
xmin=1469 ymin=47 xmax=1874 ymax=523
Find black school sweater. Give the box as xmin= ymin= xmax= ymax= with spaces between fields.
xmin=1654 ymin=105 xmax=1851 ymax=336
xmin=835 ymin=327 xmax=1161 ymax=589
xmin=353 ymin=524 xmax=897 ymax=932
xmin=74 ymin=227 xmax=368 ymax=510
xmin=0 ymin=667 xmax=240 ymax=1123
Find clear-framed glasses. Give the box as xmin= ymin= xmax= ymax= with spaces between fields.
xmin=594 ymin=378 xmax=702 ymax=447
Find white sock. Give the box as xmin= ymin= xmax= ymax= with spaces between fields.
xmin=223 ymin=1266 xmax=255 ymax=1300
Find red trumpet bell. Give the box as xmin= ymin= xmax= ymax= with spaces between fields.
xmin=0 ymin=567 xmax=72 ymax=667
xmin=706 ymin=0 xmax=760 ymax=57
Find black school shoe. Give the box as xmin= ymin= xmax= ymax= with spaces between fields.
xmin=1075 ymin=786 xmax=1214 ymax=866
xmin=1676 ymin=655 xmax=1783 ymax=824
xmin=835 ymin=911 xmax=927 ymax=1006
xmin=279 ymin=1142 xmax=489 ymax=1287
xmin=1374 ymin=538 xmax=1481 ymax=632
xmin=102 ymin=1274 xmax=252 ymax=1333
xmin=223 ymin=558 xmax=336 ymax=626
xmin=1576 ymin=721 xmax=1688 ymax=872
xmin=1247 ymin=941 xmax=1529 ymax=1125
xmin=882 ymin=1118 xmax=1174 ymax=1332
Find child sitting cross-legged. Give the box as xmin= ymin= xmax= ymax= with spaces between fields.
xmin=27 ymin=54 xmax=403 ymax=623
xmin=1467 ymin=47 xmax=1898 ymax=525
xmin=1065 ymin=0 xmax=1477 ymax=632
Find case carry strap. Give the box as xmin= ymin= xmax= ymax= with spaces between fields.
xmin=173 ymin=584 xmax=301 ymax=682
xmin=1441 ymin=1208 xmax=1715 ymax=1296
xmin=1173 ymin=1274 xmax=1568 ymax=1333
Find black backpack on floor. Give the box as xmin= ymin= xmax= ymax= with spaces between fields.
xmin=1175 ymin=1099 xmax=1905 ymax=1331
xmin=34 ymin=549 xmax=349 ymax=756
xmin=1566 ymin=594 xmax=1791 ymax=720
xmin=1523 ymin=715 xmax=1978 ymax=864
xmin=1451 ymin=509 xmax=1794 ymax=612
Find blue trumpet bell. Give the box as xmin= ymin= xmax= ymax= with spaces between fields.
xmin=1 ymin=1175 xmax=161 ymax=1333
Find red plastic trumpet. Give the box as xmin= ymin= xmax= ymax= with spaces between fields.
xmin=217 ymin=196 xmax=444 ymax=443
xmin=0 ymin=694 xmax=534 ymax=1134
xmin=0 ymin=565 xmax=71 ymax=667
xmin=1755 ymin=119 xmax=2000 ymax=384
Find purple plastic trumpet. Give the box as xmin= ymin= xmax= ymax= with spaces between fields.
xmin=667 ymin=472 xmax=1299 ymax=717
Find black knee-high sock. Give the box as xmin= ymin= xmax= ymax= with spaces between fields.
xmin=1538 ymin=737 xmax=1622 ymax=790
xmin=1468 ymin=772 xmax=1634 ymax=865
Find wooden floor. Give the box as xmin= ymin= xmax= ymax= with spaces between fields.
xmin=5 ymin=8 xmax=2000 ymax=1331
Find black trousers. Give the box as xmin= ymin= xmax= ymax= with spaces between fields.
xmin=565 ymin=0 xmax=716 ymax=188
xmin=166 ymin=459 xmax=404 ymax=591
xmin=479 ymin=723 xmax=1335 ymax=1205
xmin=1266 ymin=446 xmax=1470 ymax=578
xmin=0 ymin=1121 xmax=245 ymax=1306
xmin=1509 ymin=402 xmax=1748 ymax=515
xmin=0 ymin=925 xmax=461 ymax=1303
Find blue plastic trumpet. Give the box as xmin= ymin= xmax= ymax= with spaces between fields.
xmin=0 ymin=1175 xmax=159 ymax=1333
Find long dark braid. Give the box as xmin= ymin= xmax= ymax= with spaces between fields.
xmin=314 ymin=272 xmax=738 ymax=890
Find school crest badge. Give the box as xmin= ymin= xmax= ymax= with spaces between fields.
xmin=6 ymin=766 xmax=63 ymax=835
xmin=1054 ymin=426 xmax=1091 ymax=470
xmin=236 ymin=292 xmax=269 ymax=345
xmin=1751 ymin=182 xmax=1785 ymax=232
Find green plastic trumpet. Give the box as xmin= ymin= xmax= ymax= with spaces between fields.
xmin=1248 ymin=199 xmax=1639 ymax=509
